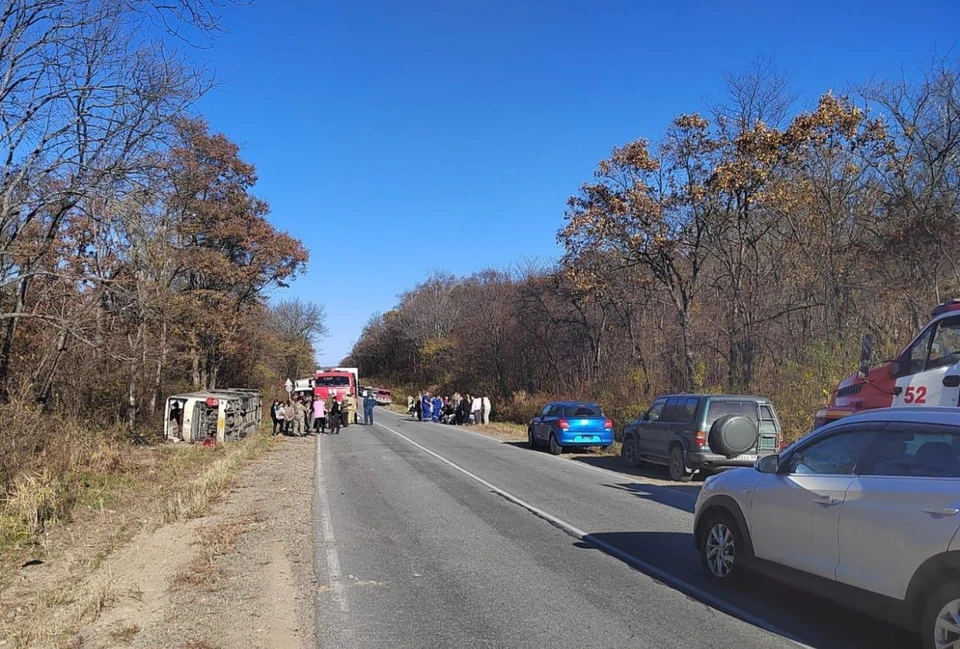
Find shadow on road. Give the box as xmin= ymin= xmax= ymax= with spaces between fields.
xmin=601 ymin=482 xmax=699 ymax=513
xmin=574 ymin=531 xmax=914 ymax=649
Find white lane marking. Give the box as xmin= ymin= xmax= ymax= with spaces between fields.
xmin=382 ymin=410 xmax=698 ymax=500
xmin=374 ymin=420 xmax=812 ymax=649
xmin=314 ymin=435 xmax=356 ymax=647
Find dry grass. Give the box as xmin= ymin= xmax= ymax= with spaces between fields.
xmin=0 ymin=429 xmax=278 ymax=649
xmin=109 ymin=623 xmax=141 ymax=644
xmin=173 ymin=511 xmax=263 ymax=592
xmin=182 ymin=641 xmax=220 ymax=649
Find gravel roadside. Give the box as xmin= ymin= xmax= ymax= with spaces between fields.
xmin=75 ymin=435 xmax=316 ymax=649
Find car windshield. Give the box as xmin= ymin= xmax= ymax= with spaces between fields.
xmin=705 ymin=400 xmax=758 ymax=425
xmin=565 ymin=405 xmax=602 ymax=417
xmin=315 ymin=376 xmax=350 ymax=387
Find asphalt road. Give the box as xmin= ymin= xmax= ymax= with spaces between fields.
xmin=312 ymin=408 xmax=914 ymax=649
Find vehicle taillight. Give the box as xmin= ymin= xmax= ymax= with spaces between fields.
xmin=558 ymin=419 xmax=570 ymax=430
xmin=695 ymin=430 xmax=707 ymax=447
xmin=604 ymin=418 xmax=614 ymax=429
xmin=205 ymin=398 xmax=219 ymax=407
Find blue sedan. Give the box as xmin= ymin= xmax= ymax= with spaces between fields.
xmin=528 ymin=401 xmax=614 ymax=455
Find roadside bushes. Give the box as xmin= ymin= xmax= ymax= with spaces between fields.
xmin=0 ymin=390 xmax=133 ymax=546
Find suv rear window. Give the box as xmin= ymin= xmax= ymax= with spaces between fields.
xmin=705 ymin=400 xmax=759 ymax=425
xmin=565 ymin=405 xmax=602 ymax=417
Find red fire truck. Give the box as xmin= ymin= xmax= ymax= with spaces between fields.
xmin=815 ymin=299 xmax=960 ymax=427
xmin=313 ymin=367 xmax=360 ymax=425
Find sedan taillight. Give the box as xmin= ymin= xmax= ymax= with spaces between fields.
xmin=604 ymin=418 xmax=614 ymax=429
xmin=558 ymin=419 xmax=570 ymax=430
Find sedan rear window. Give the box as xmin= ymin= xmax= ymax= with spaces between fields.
xmin=705 ymin=400 xmax=759 ymax=425
xmin=565 ymin=405 xmax=602 ymax=417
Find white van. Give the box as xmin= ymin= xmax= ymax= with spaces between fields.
xmin=164 ymin=389 xmax=262 ymax=443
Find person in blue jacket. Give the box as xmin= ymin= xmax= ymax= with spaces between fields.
xmin=431 ymin=396 xmax=442 ymax=422
xmin=421 ymin=393 xmax=432 ymax=422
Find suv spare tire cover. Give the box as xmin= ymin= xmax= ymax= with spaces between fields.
xmin=708 ymin=415 xmax=759 ymax=458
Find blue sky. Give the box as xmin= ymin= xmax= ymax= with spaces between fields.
xmin=194 ymin=0 xmax=959 ymax=367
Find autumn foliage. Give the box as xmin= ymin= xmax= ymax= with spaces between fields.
xmin=348 ymin=60 xmax=960 ymax=440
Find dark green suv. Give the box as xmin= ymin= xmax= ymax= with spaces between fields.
xmin=620 ymin=394 xmax=782 ymax=481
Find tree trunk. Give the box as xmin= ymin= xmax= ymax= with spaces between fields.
xmin=37 ymin=329 xmax=69 ymax=409
xmin=150 ymin=318 xmax=167 ymax=415
xmin=0 ymin=277 xmax=29 ymax=393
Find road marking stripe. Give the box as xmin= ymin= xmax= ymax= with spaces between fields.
xmin=314 ymin=434 xmax=356 ymax=647
xmin=374 ymin=419 xmax=812 ymax=649
xmin=384 ymin=410 xmax=698 ymax=500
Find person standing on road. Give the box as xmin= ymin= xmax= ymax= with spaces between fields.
xmin=363 ymin=392 xmax=377 ymax=425
xmin=293 ymin=398 xmax=306 ymax=436
xmin=407 ymin=395 xmax=415 ymax=417
xmin=421 ymin=393 xmax=432 ymax=422
xmin=282 ymin=400 xmax=295 ymax=435
xmin=482 ymin=395 xmax=491 ymax=425
xmin=328 ymin=398 xmax=342 ymax=434
xmin=458 ymin=395 xmax=470 ymax=425
xmin=313 ymin=396 xmax=326 ymax=434
xmin=431 ymin=395 xmax=442 ymax=422
xmin=270 ymin=400 xmax=281 ymax=435
xmin=471 ymin=395 xmax=482 ymax=426
xmin=414 ymin=394 xmax=422 ymax=421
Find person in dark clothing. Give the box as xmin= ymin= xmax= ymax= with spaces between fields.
xmin=270 ymin=400 xmax=281 ymax=435
xmin=414 ymin=394 xmax=422 ymax=421
xmin=329 ymin=398 xmax=342 ymax=434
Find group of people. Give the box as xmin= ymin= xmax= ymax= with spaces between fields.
xmin=270 ymin=390 xmax=381 ymax=436
xmin=407 ymin=393 xmax=491 ymax=426
xmin=270 ymin=394 xmax=344 ymax=436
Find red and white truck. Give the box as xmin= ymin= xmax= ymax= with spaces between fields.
xmin=815 ymin=300 xmax=960 ymax=427
xmin=312 ymin=367 xmax=361 ymax=424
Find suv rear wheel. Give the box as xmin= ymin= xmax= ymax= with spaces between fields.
xmin=922 ymin=582 xmax=960 ymax=649
xmin=700 ymin=511 xmax=743 ymax=583
xmin=669 ymin=446 xmax=693 ymax=482
xmin=621 ymin=435 xmax=639 ymax=467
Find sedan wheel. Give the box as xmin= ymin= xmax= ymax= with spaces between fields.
xmin=549 ymin=434 xmax=563 ymax=455
xmin=528 ymin=427 xmax=537 ymax=449
xmin=701 ymin=515 xmax=741 ymax=582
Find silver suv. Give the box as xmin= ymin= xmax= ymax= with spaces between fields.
xmin=694 ymin=407 xmax=960 ymax=649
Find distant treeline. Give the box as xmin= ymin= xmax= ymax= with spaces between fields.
xmin=347 ymin=58 xmax=960 ymax=440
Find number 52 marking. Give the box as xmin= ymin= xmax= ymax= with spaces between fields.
xmin=904 ymin=385 xmax=927 ymax=404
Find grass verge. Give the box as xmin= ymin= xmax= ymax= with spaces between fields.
xmin=0 ymin=431 xmax=278 ymax=649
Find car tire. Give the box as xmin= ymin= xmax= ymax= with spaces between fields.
xmin=528 ymin=427 xmax=537 ymax=449
xmin=669 ymin=446 xmax=693 ymax=482
xmin=621 ymin=435 xmax=640 ymax=467
xmin=921 ymin=582 xmax=960 ymax=649
xmin=549 ymin=433 xmax=563 ymax=455
xmin=700 ymin=511 xmax=744 ymax=584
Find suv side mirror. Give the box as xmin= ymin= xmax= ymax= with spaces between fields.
xmin=756 ymin=454 xmax=780 ymax=474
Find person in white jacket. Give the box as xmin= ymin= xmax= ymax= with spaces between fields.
xmin=471 ymin=396 xmax=482 ymax=425
xmin=482 ymin=396 xmax=491 ymax=424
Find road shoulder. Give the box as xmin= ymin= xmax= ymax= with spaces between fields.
xmin=37 ymin=435 xmax=316 ymax=649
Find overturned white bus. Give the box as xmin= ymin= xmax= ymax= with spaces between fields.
xmin=164 ymin=389 xmax=262 ymax=443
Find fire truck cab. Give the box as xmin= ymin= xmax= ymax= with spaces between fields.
xmin=816 ymin=300 xmax=960 ymax=426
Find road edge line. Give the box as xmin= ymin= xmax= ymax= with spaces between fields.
xmin=374 ymin=419 xmax=812 ymax=649
xmin=313 ymin=434 xmax=356 ymax=648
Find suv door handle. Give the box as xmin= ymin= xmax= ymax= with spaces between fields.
xmin=814 ymin=495 xmax=843 ymax=506
xmin=922 ymin=507 xmax=960 ymax=517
